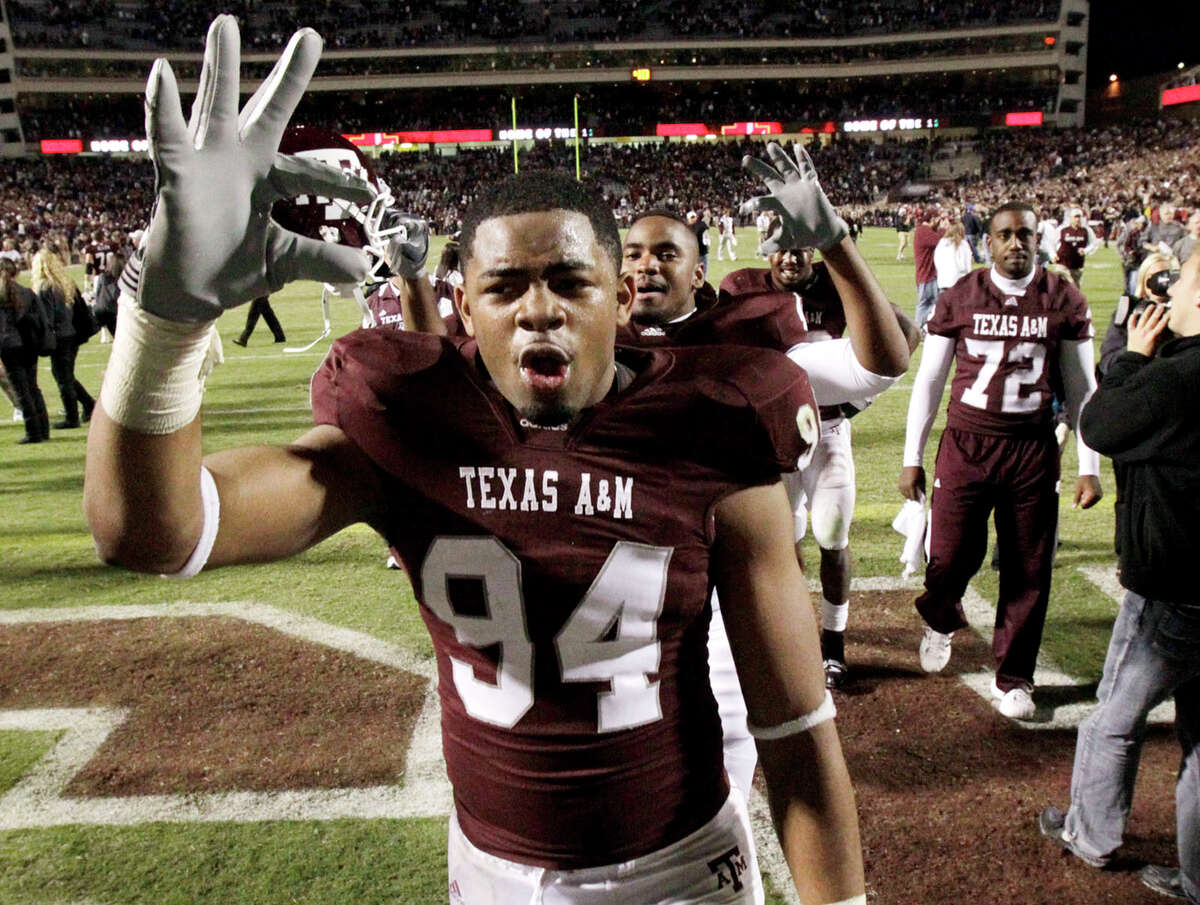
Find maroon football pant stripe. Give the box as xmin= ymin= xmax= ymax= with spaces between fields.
xmin=915 ymin=428 xmax=1060 ymax=689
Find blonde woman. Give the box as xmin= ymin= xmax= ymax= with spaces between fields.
xmin=31 ymin=243 xmax=95 ymax=429
xmin=1097 ymin=251 xmax=1179 ymax=377
xmin=933 ymin=221 xmax=973 ymax=293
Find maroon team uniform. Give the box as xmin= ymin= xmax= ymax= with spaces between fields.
xmin=310 ymin=330 xmax=814 ymax=869
xmin=716 ymin=262 xmax=847 ymax=422
xmin=919 ymin=267 xmax=1092 ymax=690
xmin=1056 ymin=225 xmax=1089 ymax=275
xmin=364 ymin=279 xmax=406 ymax=331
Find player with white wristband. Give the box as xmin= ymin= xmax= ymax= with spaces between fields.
xmin=85 ymin=15 xmax=865 ymax=905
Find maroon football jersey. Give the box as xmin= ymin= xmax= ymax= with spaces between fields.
xmin=617 ymin=266 xmax=829 ymax=352
xmin=1056 ymin=225 xmax=1089 ymax=270
xmin=310 ymin=331 xmax=816 ymax=869
xmin=926 ymin=267 xmax=1092 ymax=435
xmin=364 ymin=279 xmax=405 ymax=331
xmin=717 ymin=263 xmax=847 ymax=420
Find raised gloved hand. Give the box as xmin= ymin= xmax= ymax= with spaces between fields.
xmin=369 ymin=209 xmax=430 ymax=280
xmin=740 ymin=142 xmax=848 ymax=254
xmin=126 ymin=15 xmax=375 ymax=323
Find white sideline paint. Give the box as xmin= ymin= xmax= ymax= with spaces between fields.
xmin=0 ymin=601 xmax=452 ymax=830
xmin=954 ymin=567 xmax=1173 ymax=730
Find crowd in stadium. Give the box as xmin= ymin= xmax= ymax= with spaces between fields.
xmin=4 ymin=118 xmax=1198 ymax=261
xmin=18 ymin=77 xmax=1059 ymax=143
xmin=8 ymin=0 xmax=1061 ymax=50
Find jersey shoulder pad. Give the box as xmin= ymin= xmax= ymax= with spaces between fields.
xmin=718 ymin=266 xmax=774 ymax=301
xmin=648 ymin=345 xmax=817 ymax=479
xmin=311 ymin=330 xmax=466 ymax=438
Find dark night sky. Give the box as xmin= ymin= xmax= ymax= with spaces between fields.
xmin=1086 ymin=3 xmax=1193 ymax=88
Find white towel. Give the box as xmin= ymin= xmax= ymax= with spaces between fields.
xmin=892 ymin=498 xmax=928 ymax=578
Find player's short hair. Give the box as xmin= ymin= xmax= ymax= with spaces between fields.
xmin=628 ymin=209 xmax=700 ymax=252
xmin=987 ymin=201 xmax=1037 ymax=232
xmin=460 ymin=170 xmax=621 ymax=271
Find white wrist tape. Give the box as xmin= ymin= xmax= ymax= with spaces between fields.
xmin=748 ymin=690 xmax=836 ymax=740
xmin=162 ymin=465 xmax=220 ymax=579
xmin=99 ymin=293 xmax=217 ymax=434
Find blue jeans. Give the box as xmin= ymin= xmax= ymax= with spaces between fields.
xmin=915 ymin=280 xmax=939 ymax=329
xmin=1065 ymin=591 xmax=1200 ymax=901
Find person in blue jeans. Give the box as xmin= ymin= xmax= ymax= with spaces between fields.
xmin=1038 ymin=257 xmax=1200 ymax=903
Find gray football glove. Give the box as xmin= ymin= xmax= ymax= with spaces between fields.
xmin=370 ymin=208 xmax=430 ymax=280
xmin=740 ymin=142 xmax=848 ymax=254
xmin=128 ymin=15 xmax=375 ymax=323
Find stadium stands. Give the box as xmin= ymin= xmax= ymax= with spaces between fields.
xmin=3 ymin=119 xmax=1197 ymax=258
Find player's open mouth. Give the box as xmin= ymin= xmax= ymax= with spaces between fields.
xmin=519 ymin=346 xmax=570 ymax=391
xmin=635 ymin=280 xmax=668 ymax=301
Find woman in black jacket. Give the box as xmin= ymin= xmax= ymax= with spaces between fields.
xmin=0 ymin=258 xmax=50 ymax=443
xmin=31 ymin=243 xmax=95 ymax=429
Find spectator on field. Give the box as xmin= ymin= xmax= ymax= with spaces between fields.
xmin=1145 ymin=203 xmax=1185 ymax=257
xmin=233 ymin=295 xmax=286 ymax=346
xmin=0 ymin=258 xmax=50 ymax=443
xmin=934 ymin=220 xmax=973 ymax=294
xmin=962 ymin=204 xmax=985 ymax=263
xmin=1097 ymin=252 xmax=1179 ymax=378
xmin=1117 ymin=216 xmax=1149 ymax=297
xmin=30 ymin=243 xmax=95 ymax=429
xmin=1039 ymin=250 xmax=1200 ymax=905
xmin=912 ymin=209 xmax=946 ymax=328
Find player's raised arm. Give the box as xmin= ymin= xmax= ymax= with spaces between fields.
xmin=743 ymin=142 xmax=909 ymax=378
xmin=84 ymin=16 xmax=382 ymax=574
xmin=712 ymin=481 xmax=865 ymax=904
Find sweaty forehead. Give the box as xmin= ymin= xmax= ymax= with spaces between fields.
xmin=625 ymin=216 xmax=697 ymax=252
xmin=469 ymin=210 xmax=603 ymax=274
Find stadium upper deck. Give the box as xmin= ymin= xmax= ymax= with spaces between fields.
xmin=1 ymin=0 xmax=1089 ymax=157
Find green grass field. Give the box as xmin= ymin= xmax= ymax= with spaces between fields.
xmin=0 ymin=226 xmax=1128 ymax=904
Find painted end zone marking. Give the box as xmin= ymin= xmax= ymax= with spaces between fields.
xmin=0 ymin=602 xmax=452 ymax=830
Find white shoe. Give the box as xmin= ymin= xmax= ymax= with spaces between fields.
xmin=992 ymin=680 xmax=1036 ymax=720
xmin=919 ymin=627 xmax=953 ymax=673
xmin=385 ymin=554 xmax=401 ymax=570
xmin=12 ymin=409 xmax=23 ymax=422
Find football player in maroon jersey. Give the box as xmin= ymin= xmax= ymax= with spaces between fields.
xmin=623 ymin=171 xmax=918 ymax=693
xmin=84 ymin=18 xmax=865 ymax=905
xmin=899 ymin=201 xmax=1104 ymax=720
xmin=723 ymin=244 xmax=919 ymax=690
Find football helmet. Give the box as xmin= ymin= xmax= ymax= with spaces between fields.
xmin=273 ymin=125 xmax=426 ymax=280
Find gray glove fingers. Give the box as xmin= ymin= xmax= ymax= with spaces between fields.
xmin=765 ymin=141 xmax=802 ymax=180
xmin=792 ymin=142 xmax=818 ymax=180
xmin=751 ymin=195 xmax=787 ymax=217
xmin=742 ymin=156 xmax=784 ymax=193
xmin=267 ymin=225 xmax=370 ymax=290
xmin=759 ymin=231 xmax=785 ymax=256
xmin=267 ymin=153 xmax=376 ymax=206
xmin=188 ymin=15 xmax=242 ymax=149
xmin=238 ymin=28 xmax=323 ymax=146
xmin=144 ymin=58 xmax=189 ymax=166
